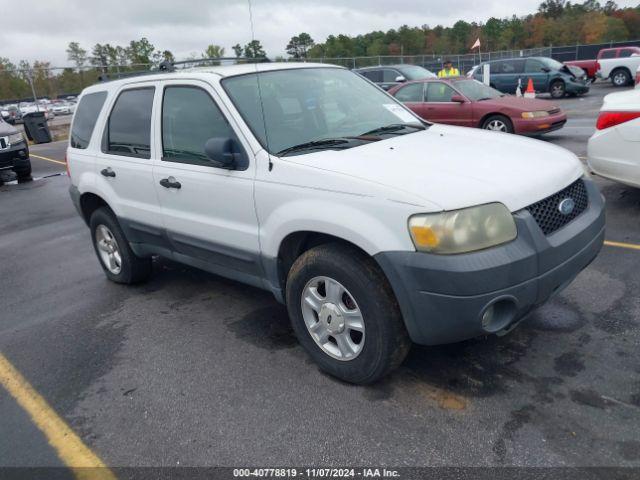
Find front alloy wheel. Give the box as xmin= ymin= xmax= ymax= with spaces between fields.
xmin=485 ymin=119 xmax=508 ymax=132
xmin=301 ymin=276 xmax=365 ymax=361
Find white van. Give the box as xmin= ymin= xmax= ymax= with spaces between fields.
xmin=67 ymin=63 xmax=605 ymax=383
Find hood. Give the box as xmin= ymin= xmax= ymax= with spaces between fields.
xmin=481 ymin=96 xmax=559 ymax=112
xmin=286 ymin=124 xmax=583 ymax=212
xmin=0 ymin=120 xmax=18 ymax=135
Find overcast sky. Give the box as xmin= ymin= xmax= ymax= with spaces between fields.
xmin=3 ymin=0 xmax=639 ymax=66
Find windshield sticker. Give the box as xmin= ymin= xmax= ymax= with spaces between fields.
xmin=383 ymin=104 xmax=417 ymax=123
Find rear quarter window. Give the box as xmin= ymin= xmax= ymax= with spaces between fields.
xmin=70 ymin=91 xmax=107 ymax=149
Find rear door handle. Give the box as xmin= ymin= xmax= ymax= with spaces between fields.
xmin=159 ymin=177 xmax=181 ymax=189
xmin=100 ymin=167 xmax=116 ymax=178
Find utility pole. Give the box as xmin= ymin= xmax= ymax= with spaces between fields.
xmin=26 ymin=69 xmax=39 ymax=112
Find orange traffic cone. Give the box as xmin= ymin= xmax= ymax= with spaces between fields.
xmin=524 ymin=78 xmax=536 ymax=99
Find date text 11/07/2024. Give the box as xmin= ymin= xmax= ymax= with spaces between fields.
xmin=232 ymin=468 xmax=401 ymax=478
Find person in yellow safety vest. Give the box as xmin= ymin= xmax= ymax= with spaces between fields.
xmin=438 ymin=60 xmax=460 ymax=78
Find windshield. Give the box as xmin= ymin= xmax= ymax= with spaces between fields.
xmin=542 ymin=58 xmax=565 ymax=71
xmin=453 ymin=79 xmax=503 ymax=100
xmin=399 ymin=65 xmax=437 ymax=80
xmin=222 ymin=68 xmax=424 ymax=156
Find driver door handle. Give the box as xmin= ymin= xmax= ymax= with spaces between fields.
xmin=100 ymin=167 xmax=116 ymax=178
xmin=159 ymin=177 xmax=181 ymax=189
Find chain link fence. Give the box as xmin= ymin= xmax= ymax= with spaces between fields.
xmin=1 ymin=39 xmax=640 ymax=103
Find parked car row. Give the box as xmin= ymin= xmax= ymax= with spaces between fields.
xmin=565 ymin=46 xmax=640 ymax=82
xmin=0 ymin=97 xmax=78 ymax=124
xmin=565 ymin=46 xmax=640 ymax=87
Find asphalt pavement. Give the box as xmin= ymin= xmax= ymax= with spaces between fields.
xmin=1 ymin=82 xmax=639 ymax=472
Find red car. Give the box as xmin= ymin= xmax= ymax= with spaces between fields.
xmin=388 ymin=77 xmax=567 ymax=135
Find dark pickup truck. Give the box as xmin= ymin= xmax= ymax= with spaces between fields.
xmin=565 ymin=46 xmax=640 ymax=81
xmin=0 ymin=117 xmax=31 ymax=182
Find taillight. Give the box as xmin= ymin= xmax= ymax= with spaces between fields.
xmin=596 ymin=111 xmax=640 ymax=130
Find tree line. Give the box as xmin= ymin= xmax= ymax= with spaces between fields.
xmin=1 ymin=0 xmax=639 ymax=101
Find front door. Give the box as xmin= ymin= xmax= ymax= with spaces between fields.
xmin=524 ymin=58 xmax=550 ymax=92
xmin=423 ymin=82 xmax=473 ymax=126
xmin=151 ymin=81 xmax=262 ymax=280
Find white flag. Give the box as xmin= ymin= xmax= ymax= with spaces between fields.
xmin=471 ymin=38 xmax=481 ymax=50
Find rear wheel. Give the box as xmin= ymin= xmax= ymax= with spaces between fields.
xmin=89 ymin=207 xmax=152 ymax=284
xmin=550 ymin=80 xmax=566 ymax=99
xmin=481 ymin=115 xmax=514 ymax=134
xmin=286 ymin=243 xmax=410 ymax=384
xmin=611 ymin=68 xmax=631 ymax=87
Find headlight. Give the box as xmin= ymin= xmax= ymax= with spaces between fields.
xmin=408 ymin=203 xmax=517 ymax=254
xmin=8 ymin=132 xmax=24 ymax=145
xmin=521 ymin=111 xmax=549 ymax=119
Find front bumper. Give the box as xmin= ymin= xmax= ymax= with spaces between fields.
xmin=375 ymin=178 xmax=605 ymax=346
xmin=515 ymin=113 xmax=567 ymax=135
xmin=0 ymin=142 xmax=30 ymax=171
xmin=566 ymin=82 xmax=590 ymax=95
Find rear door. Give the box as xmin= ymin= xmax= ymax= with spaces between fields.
xmin=392 ymin=82 xmax=426 ymax=119
xmin=381 ymin=69 xmax=402 ymax=91
xmin=423 ymin=82 xmax=473 ymax=126
xmin=94 ymin=84 xmax=164 ymax=235
xmin=151 ymin=80 xmax=261 ymax=279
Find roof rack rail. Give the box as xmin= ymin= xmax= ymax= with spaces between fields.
xmin=97 ymin=57 xmax=270 ymax=82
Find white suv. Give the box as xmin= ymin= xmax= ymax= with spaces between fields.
xmin=68 ymin=63 xmax=605 ymax=384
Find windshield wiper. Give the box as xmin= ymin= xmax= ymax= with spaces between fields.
xmin=360 ymin=123 xmax=426 ymax=137
xmin=276 ymin=138 xmax=353 ymax=157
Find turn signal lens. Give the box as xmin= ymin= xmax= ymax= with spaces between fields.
xmin=596 ymin=111 xmax=640 ymax=130
xmin=408 ymin=203 xmax=517 ymax=255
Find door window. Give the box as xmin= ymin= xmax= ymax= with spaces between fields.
xmin=394 ymin=83 xmax=424 ymax=102
xmin=599 ymin=50 xmax=616 ymax=59
xmin=426 ymin=82 xmax=456 ymax=102
xmin=383 ymin=69 xmax=400 ymax=82
xmin=104 ymin=88 xmax=154 ymax=159
xmin=162 ymin=86 xmax=234 ymax=166
xmin=361 ymin=70 xmax=382 ymax=82
xmin=619 ymin=49 xmax=637 ymax=58
xmin=498 ymin=59 xmax=524 ymax=74
xmin=70 ymin=91 xmax=107 ymax=149
xmin=525 ymin=59 xmax=546 ymax=73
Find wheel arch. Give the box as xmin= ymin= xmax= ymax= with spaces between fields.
xmin=79 ymin=192 xmax=111 ymax=225
xmin=479 ymin=112 xmax=514 ymax=131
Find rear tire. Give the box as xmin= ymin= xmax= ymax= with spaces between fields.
xmin=550 ymin=80 xmax=566 ymax=99
xmin=285 ymin=243 xmax=410 ymax=384
xmin=89 ymin=207 xmax=152 ymax=284
xmin=481 ymin=115 xmax=514 ymax=134
xmin=611 ymin=68 xmax=631 ymax=87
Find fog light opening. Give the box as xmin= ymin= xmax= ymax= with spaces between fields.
xmin=481 ymin=298 xmax=517 ymax=333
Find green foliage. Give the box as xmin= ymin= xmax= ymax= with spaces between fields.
xmin=286 ymin=33 xmax=315 ymax=58
xmin=203 ymin=45 xmax=225 ymax=59
xmin=243 ymin=40 xmax=267 ymax=58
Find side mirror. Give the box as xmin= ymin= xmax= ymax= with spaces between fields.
xmin=395 ymin=75 xmax=407 ymax=83
xmin=451 ymin=95 xmax=466 ymax=103
xmin=204 ymin=137 xmax=248 ymax=170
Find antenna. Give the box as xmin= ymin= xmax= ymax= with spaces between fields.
xmin=247 ymin=0 xmax=273 ymax=171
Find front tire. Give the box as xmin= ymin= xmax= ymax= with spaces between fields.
xmin=286 ymin=243 xmax=410 ymax=384
xmin=13 ymin=160 xmax=32 ymax=182
xmin=89 ymin=207 xmax=152 ymax=284
xmin=481 ymin=115 xmax=514 ymax=134
xmin=550 ymin=80 xmax=566 ymax=99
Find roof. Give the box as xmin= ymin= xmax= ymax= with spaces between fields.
xmin=82 ymin=62 xmax=341 ymax=94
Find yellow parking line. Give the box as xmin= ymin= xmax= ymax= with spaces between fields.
xmin=604 ymin=240 xmax=640 ymax=251
xmin=30 ymin=153 xmax=66 ymax=165
xmin=0 ymin=352 xmax=116 ymax=480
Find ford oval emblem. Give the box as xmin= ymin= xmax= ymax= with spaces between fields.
xmin=558 ymin=198 xmax=575 ymax=215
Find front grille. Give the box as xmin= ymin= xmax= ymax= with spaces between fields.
xmin=526 ymin=179 xmax=588 ymax=235
xmin=0 ymin=137 xmax=7 ymax=150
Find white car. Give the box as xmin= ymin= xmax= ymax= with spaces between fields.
xmin=588 ymin=88 xmax=640 ymax=188
xmin=52 ymin=102 xmax=76 ymax=115
xmin=598 ymin=53 xmax=640 ymax=87
xmin=636 ymin=65 xmax=640 ymax=88
xmin=67 ymin=63 xmax=605 ymax=384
